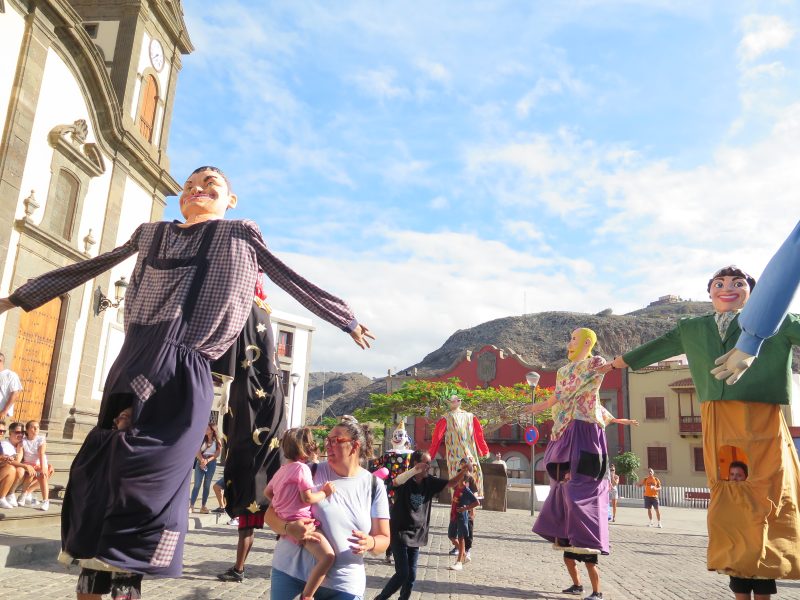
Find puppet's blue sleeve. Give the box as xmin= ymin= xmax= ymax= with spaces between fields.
xmin=737 ymin=220 xmax=800 ymax=356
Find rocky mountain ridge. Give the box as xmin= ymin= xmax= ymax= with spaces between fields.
xmin=305 ymin=301 xmax=800 ymax=421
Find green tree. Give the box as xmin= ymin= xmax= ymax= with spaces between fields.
xmin=354 ymin=377 xmax=554 ymax=431
xmin=613 ymin=451 xmax=641 ymax=484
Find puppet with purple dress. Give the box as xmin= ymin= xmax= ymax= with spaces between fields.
xmin=527 ymin=328 xmax=637 ymax=556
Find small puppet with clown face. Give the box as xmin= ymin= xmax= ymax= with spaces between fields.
xmin=369 ymin=421 xmax=413 ymax=506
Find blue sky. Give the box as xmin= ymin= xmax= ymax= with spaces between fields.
xmin=167 ymin=1 xmax=800 ymax=377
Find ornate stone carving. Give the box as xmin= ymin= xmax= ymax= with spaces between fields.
xmin=22 ymin=190 xmax=39 ymax=222
xmin=83 ymin=228 xmax=96 ymax=255
xmin=48 ymin=119 xmax=105 ymax=177
xmin=477 ymin=351 xmax=497 ymax=384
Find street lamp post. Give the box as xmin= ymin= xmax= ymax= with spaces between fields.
xmin=290 ymin=372 xmax=301 ymax=423
xmin=525 ymin=371 xmax=541 ymax=517
xmin=320 ymin=371 xmax=326 ymax=424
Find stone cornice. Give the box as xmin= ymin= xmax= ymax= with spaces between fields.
xmin=15 ymin=218 xmax=90 ymax=263
xmin=151 ymin=0 xmax=193 ymax=53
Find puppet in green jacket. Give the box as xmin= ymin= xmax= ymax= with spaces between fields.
xmin=601 ymin=266 xmax=800 ymax=583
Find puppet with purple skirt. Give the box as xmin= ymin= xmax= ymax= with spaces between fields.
xmin=527 ymin=328 xmax=637 ymax=557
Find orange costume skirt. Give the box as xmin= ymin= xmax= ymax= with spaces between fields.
xmin=703 ymin=400 xmax=800 ymax=579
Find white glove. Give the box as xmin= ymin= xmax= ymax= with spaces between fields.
xmin=710 ymin=348 xmax=756 ymax=385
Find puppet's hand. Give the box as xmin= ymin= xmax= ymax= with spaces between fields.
xmin=0 ymin=298 xmax=16 ymax=315
xmin=711 ymin=349 xmax=756 ymax=385
xmin=350 ymin=324 xmax=375 ymax=349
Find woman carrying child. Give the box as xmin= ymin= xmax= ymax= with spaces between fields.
xmin=265 ymin=427 xmax=336 ymax=600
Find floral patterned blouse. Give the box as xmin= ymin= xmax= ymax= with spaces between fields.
xmin=550 ymin=355 xmax=615 ymax=440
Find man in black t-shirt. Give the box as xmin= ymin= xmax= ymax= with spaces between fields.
xmin=374 ymin=450 xmax=468 ymax=600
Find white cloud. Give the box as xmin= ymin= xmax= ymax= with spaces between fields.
xmin=350 ymin=68 xmax=409 ymax=100
xmin=264 ymin=230 xmax=617 ymax=376
xmin=384 ymin=159 xmax=431 ymax=185
xmin=516 ymin=69 xmax=586 ymax=117
xmin=430 ymin=195 xmax=449 ymax=210
xmin=503 ymin=220 xmax=546 ymax=243
xmin=415 ymin=58 xmax=452 ymax=85
xmin=738 ymin=15 xmax=795 ymax=64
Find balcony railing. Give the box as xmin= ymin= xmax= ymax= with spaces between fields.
xmin=679 ymin=415 xmax=702 ymax=434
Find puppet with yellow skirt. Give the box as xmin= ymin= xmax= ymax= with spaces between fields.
xmin=603 ymin=264 xmax=800 ymax=595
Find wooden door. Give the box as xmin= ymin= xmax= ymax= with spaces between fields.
xmin=10 ymin=297 xmax=61 ymax=423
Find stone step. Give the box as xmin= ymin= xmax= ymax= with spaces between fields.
xmin=0 ymin=497 xmax=63 ymax=532
xmin=0 ymin=509 xmax=229 ymax=566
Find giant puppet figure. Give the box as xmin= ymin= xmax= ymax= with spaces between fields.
xmin=211 ymin=277 xmax=286 ymax=524
xmin=429 ymin=395 xmax=489 ymax=496
xmin=605 ymin=265 xmax=800 ymax=582
xmin=370 ymin=421 xmax=414 ymax=505
xmin=529 ymin=328 xmax=637 ymax=555
xmin=0 ymin=166 xmax=374 ymax=592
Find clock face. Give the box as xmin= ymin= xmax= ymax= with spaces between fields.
xmin=149 ymin=38 xmax=165 ymax=72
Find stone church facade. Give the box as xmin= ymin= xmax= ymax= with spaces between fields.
xmin=0 ymin=0 xmax=192 ymax=436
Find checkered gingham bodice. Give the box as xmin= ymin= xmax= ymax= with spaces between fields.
xmin=11 ymin=220 xmax=356 ymax=361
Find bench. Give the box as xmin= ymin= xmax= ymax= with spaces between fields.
xmin=684 ymin=490 xmax=710 ymax=508
xmin=684 ymin=491 xmax=710 ymax=500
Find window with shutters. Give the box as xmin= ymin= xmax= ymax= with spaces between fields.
xmin=645 ymin=396 xmax=665 ymax=420
xmin=647 ymin=446 xmax=668 ymax=471
xmin=277 ymin=330 xmax=294 ymax=358
xmin=138 ymin=74 xmax=158 ymax=142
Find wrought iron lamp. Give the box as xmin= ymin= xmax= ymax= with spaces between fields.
xmin=97 ymin=276 xmax=128 ymax=313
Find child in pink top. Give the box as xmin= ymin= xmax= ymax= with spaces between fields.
xmin=265 ymin=427 xmax=335 ymax=600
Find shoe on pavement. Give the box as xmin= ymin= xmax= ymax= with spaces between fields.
xmin=448 ymin=546 xmax=458 ymax=555
xmin=464 ymin=552 xmax=471 ymax=563
xmin=647 ymin=521 xmax=653 ymax=527
xmin=0 ymin=497 xmax=13 ymax=509
xmin=200 ymin=506 xmax=209 ymax=514
xmin=562 ymin=584 xmax=584 ymax=594
xmin=227 ymin=517 xmax=239 ymax=526
xmin=657 ymin=522 xmax=663 ymax=528
xmin=447 ymin=562 xmax=463 ymax=571
xmin=584 ymin=592 xmax=603 ymax=600
xmin=217 ymin=567 xmax=244 ymax=583
xmin=38 ymin=500 xmax=49 ymax=511
xmin=5 ymin=494 xmax=18 ymax=507
xmin=212 ymin=507 xmax=226 ymax=513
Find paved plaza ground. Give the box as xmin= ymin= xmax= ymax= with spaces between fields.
xmin=1 ymin=503 xmax=799 ymax=599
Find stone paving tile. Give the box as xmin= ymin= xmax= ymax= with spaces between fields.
xmin=2 ymin=504 xmax=800 ymax=599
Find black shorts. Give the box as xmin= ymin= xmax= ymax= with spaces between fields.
xmin=563 ymin=551 xmax=598 ymax=564
xmin=76 ymin=569 xmax=143 ymax=599
xmin=729 ymin=577 xmax=777 ymax=595
xmin=644 ymin=496 xmax=659 ymax=510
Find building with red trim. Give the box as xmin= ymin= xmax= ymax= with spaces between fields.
xmin=410 ymin=345 xmax=630 ymax=481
